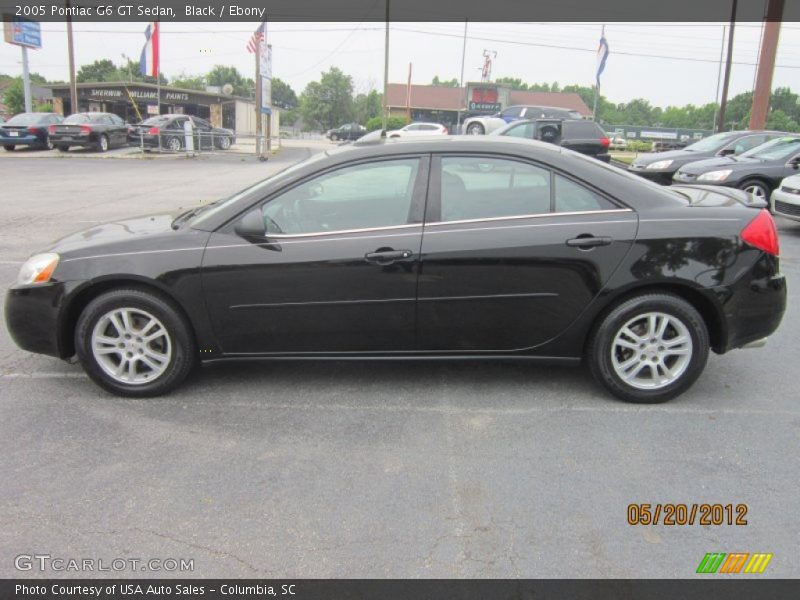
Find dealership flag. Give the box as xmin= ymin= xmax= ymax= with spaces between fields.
xmin=139 ymin=22 xmax=160 ymax=78
xmin=247 ymin=22 xmax=265 ymax=54
xmin=596 ymin=33 xmax=609 ymax=86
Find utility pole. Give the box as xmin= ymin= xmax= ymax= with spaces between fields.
xmin=66 ymin=0 xmax=78 ymax=114
xmin=21 ymin=46 xmax=32 ymax=112
xmin=255 ymin=43 xmax=262 ymax=157
xmin=716 ymin=0 xmax=737 ymax=132
xmin=456 ymin=19 xmax=468 ymax=133
xmin=382 ymin=0 xmax=390 ymax=130
xmin=749 ymin=0 xmax=785 ymax=130
xmin=712 ymin=25 xmax=727 ymax=132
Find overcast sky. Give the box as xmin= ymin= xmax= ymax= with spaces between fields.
xmin=2 ymin=21 xmax=799 ymax=107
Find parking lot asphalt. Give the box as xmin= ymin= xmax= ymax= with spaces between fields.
xmin=1 ymin=147 xmax=799 ymax=578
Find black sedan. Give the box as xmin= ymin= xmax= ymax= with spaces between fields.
xmin=0 ymin=112 xmax=63 ymax=151
xmin=326 ymin=123 xmax=367 ymax=141
xmin=628 ymin=130 xmax=785 ymax=185
xmin=493 ymin=118 xmax=611 ymax=162
xmin=129 ymin=114 xmax=235 ymax=151
xmin=49 ymin=112 xmax=130 ymax=152
xmin=5 ymin=137 xmax=785 ymax=403
xmin=672 ymin=135 xmax=800 ymax=202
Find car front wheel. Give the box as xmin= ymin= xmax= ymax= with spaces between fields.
xmin=739 ymin=179 xmax=770 ymax=204
xmin=330 ymin=133 xmax=339 ymax=141
xmin=587 ymin=293 xmax=709 ymax=403
xmin=466 ymin=123 xmax=485 ymax=135
xmin=75 ymin=288 xmax=196 ymax=397
xmin=217 ymin=136 xmax=231 ymax=150
xmin=3 ymin=145 xmax=15 ymax=151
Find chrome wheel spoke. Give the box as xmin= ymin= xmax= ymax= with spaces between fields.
xmin=91 ymin=307 xmax=172 ymax=386
xmin=610 ymin=311 xmax=693 ymax=390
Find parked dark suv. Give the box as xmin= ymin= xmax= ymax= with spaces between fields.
xmin=493 ymin=119 xmax=611 ymax=162
xmin=325 ymin=123 xmax=366 ymax=141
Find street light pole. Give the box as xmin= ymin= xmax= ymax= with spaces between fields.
xmin=382 ymin=0 xmax=390 ymax=131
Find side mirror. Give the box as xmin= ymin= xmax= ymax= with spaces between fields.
xmin=234 ymin=208 xmax=266 ymax=239
xmin=718 ymin=148 xmax=735 ymax=157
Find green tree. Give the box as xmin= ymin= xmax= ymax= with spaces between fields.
xmin=76 ymin=59 xmax=119 ymax=82
xmin=495 ymin=77 xmax=527 ymax=90
xmin=354 ymin=89 xmax=382 ymax=123
xmin=431 ymin=75 xmax=459 ymax=87
xmin=299 ymin=67 xmax=355 ymax=130
xmin=271 ymin=78 xmax=298 ymax=109
xmin=3 ymin=78 xmax=24 ymax=115
xmin=170 ymin=72 xmax=207 ymax=91
xmin=206 ymin=65 xmax=251 ymax=97
xmin=766 ymin=109 xmax=800 ymax=132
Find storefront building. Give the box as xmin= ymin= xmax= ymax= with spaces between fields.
xmin=47 ymin=82 xmax=260 ymax=132
xmin=385 ymin=83 xmax=592 ymax=130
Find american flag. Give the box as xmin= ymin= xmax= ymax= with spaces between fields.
xmin=247 ymin=23 xmax=265 ymax=54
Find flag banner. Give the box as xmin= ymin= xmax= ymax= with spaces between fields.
xmin=246 ymin=22 xmax=264 ymax=53
xmin=138 ymin=21 xmax=159 ymax=78
xmin=596 ymin=34 xmax=609 ymax=86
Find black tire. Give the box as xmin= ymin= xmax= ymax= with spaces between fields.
xmin=3 ymin=145 xmax=15 ymax=151
xmin=44 ymin=136 xmax=54 ymax=150
xmin=586 ymin=293 xmax=709 ymax=403
xmin=738 ymin=178 xmax=770 ymax=205
xmin=216 ymin=136 xmax=232 ymax=150
xmin=57 ymin=145 xmax=70 ymax=152
xmin=466 ymin=123 xmax=485 ymax=135
xmin=75 ymin=288 xmax=196 ymax=397
xmin=97 ymin=134 xmax=109 ymax=153
xmin=330 ymin=133 xmax=339 ymax=141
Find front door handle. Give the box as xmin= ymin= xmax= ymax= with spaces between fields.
xmin=365 ymin=249 xmax=414 ymax=265
xmin=566 ymin=235 xmax=613 ymax=249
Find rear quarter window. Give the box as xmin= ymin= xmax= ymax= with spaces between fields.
xmin=563 ymin=121 xmax=604 ymax=139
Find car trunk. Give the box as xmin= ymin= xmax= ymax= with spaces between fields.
xmin=671 ymin=184 xmax=768 ymax=209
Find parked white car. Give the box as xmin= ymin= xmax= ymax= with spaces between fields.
xmin=771 ymin=173 xmax=800 ymax=222
xmin=462 ymin=105 xmax=584 ymax=136
xmin=609 ymin=135 xmax=628 ymax=150
xmin=386 ymin=122 xmax=448 ymax=137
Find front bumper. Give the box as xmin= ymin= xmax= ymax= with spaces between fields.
xmin=627 ymin=165 xmax=675 ymax=185
xmin=5 ymin=282 xmax=72 ymax=359
xmin=771 ymin=186 xmax=800 ymax=222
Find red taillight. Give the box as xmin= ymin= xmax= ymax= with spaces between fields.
xmin=443 ymin=127 xmax=449 ymax=135
xmin=741 ymin=209 xmax=779 ymax=256
xmin=80 ymin=125 xmax=91 ymax=135
xmin=148 ymin=127 xmax=160 ymax=135
xmin=28 ymin=127 xmax=38 ymax=134
xmin=48 ymin=125 xmax=56 ymax=134
xmin=600 ymin=137 xmax=610 ymax=148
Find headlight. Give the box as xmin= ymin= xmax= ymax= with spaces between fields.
xmin=698 ymin=170 xmax=733 ymax=182
xmin=17 ymin=253 xmax=59 ymax=285
xmin=646 ymin=160 xmax=673 ymax=170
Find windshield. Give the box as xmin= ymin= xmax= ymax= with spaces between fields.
xmin=64 ymin=114 xmax=90 ymax=124
xmin=741 ymin=136 xmax=800 ymax=160
xmin=683 ymin=132 xmax=738 ymax=152
xmin=6 ymin=113 xmax=45 ymax=126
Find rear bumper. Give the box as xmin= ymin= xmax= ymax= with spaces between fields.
xmin=718 ymin=254 xmax=786 ymax=353
xmin=0 ymin=134 xmax=41 ymax=146
xmin=50 ymin=133 xmax=96 ymax=147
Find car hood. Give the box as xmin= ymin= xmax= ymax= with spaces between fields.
xmin=676 ymin=155 xmax=761 ymax=175
xmin=630 ymin=148 xmax=714 ymax=168
xmin=45 ymin=213 xmax=186 ymax=256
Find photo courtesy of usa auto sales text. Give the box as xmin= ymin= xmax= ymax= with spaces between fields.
xmin=15 ymin=583 xmax=298 ymax=596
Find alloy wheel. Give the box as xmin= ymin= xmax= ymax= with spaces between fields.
xmin=744 ymin=184 xmax=767 ymax=200
xmin=610 ymin=311 xmax=693 ymax=390
xmin=91 ymin=307 xmax=172 ymax=385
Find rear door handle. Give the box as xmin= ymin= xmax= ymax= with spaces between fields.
xmin=365 ymin=249 xmax=414 ymax=264
xmin=566 ymin=235 xmax=613 ymax=248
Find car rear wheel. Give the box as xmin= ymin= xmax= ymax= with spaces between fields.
xmin=75 ymin=288 xmax=196 ymax=397
xmin=739 ymin=179 xmax=770 ymax=203
xmin=466 ymin=123 xmax=485 ymax=135
xmin=587 ymin=293 xmax=709 ymax=403
xmin=98 ymin=134 xmax=109 ymax=152
xmin=165 ymin=136 xmax=182 ymax=152
xmin=3 ymin=145 xmax=15 ymax=151
xmin=44 ymin=137 xmax=54 ymax=150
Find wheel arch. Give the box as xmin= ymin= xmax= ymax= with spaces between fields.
xmin=584 ymin=282 xmax=726 ymax=355
xmin=59 ymin=277 xmax=199 ymax=358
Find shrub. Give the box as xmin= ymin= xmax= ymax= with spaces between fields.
xmin=365 ymin=116 xmax=409 ymax=132
xmin=627 ymin=140 xmax=653 ymax=153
